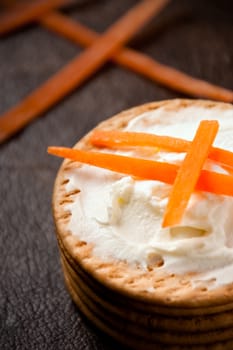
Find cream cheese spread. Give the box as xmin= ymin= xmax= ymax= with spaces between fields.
xmin=65 ymin=104 xmax=233 ymax=287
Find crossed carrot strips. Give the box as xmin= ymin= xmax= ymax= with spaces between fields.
xmin=48 ymin=120 xmax=233 ymax=227
xmin=0 ymin=0 xmax=232 ymax=144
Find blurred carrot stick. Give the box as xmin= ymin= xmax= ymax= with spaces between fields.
xmin=0 ymin=0 xmax=170 ymax=144
xmin=0 ymin=0 xmax=75 ymax=36
xmin=40 ymin=11 xmax=233 ymax=103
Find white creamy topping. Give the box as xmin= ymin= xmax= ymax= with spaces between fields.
xmin=65 ymin=104 xmax=233 ymax=287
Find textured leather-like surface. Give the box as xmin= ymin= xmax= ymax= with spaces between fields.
xmin=0 ymin=0 xmax=232 ymax=349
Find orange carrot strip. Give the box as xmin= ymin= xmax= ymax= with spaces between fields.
xmin=91 ymin=129 xmax=190 ymax=150
xmin=48 ymin=146 xmax=177 ymax=184
xmin=0 ymin=0 xmax=74 ymax=36
xmin=162 ymin=120 xmax=219 ymax=228
xmin=90 ymin=130 xmax=233 ymax=168
xmin=47 ymin=144 xmax=233 ymax=197
xmin=0 ymin=0 xmax=169 ymax=144
xmin=41 ymin=11 xmax=233 ymax=103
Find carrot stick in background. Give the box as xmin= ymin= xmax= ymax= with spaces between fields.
xmin=0 ymin=0 xmax=169 ymax=144
xmin=162 ymin=120 xmax=219 ymax=228
xmin=40 ymin=11 xmax=233 ymax=103
xmin=0 ymin=0 xmax=75 ymax=36
xmin=90 ymin=130 xmax=233 ymax=168
xmin=47 ymin=144 xmax=233 ymax=197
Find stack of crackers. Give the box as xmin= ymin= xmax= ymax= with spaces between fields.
xmin=53 ymin=100 xmax=233 ymax=350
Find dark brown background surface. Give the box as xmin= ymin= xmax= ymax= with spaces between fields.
xmin=0 ymin=0 xmax=232 ymax=349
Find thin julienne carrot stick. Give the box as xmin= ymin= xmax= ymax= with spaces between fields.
xmin=40 ymin=11 xmax=233 ymax=103
xmin=48 ymin=146 xmax=177 ymax=185
xmin=47 ymin=145 xmax=233 ymax=197
xmin=0 ymin=0 xmax=169 ymax=144
xmin=0 ymin=0 xmax=75 ymax=36
xmin=90 ymin=130 xmax=233 ymax=168
xmin=91 ymin=129 xmax=189 ymax=151
xmin=162 ymin=120 xmax=219 ymax=228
